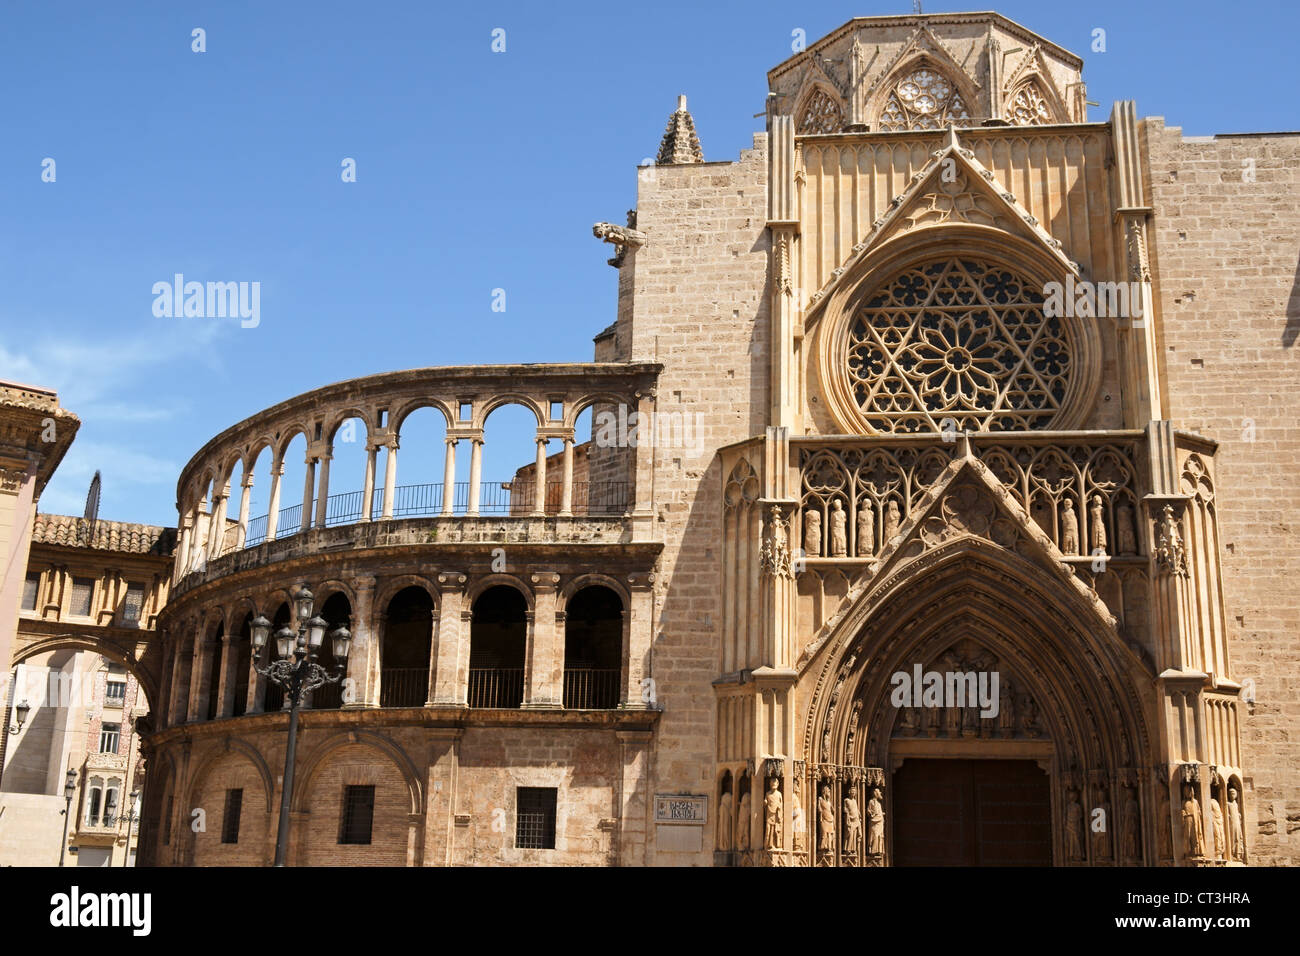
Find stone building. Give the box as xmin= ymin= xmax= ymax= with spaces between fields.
xmin=14 ymin=11 xmax=1296 ymax=867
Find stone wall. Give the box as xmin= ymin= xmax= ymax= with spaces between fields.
xmin=1143 ymin=120 xmax=1300 ymax=864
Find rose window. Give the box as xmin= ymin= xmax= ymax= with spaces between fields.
xmin=1009 ymin=82 xmax=1052 ymax=126
xmin=798 ymin=89 xmax=843 ymax=134
xmin=878 ymin=68 xmax=971 ymax=132
xmin=844 ymin=258 xmax=1070 ymax=432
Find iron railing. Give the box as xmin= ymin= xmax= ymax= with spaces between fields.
xmin=467 ymin=667 xmax=525 ymax=708
xmin=562 ymin=668 xmax=620 ymax=709
xmin=378 ymin=668 xmax=428 ymax=708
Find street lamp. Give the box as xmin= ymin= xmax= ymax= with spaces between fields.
xmin=249 ymin=585 xmax=352 ymax=867
xmin=7 ymin=699 xmax=30 ymax=734
xmin=119 ymin=789 xmax=141 ymax=867
xmin=58 ymin=768 xmax=77 ymax=867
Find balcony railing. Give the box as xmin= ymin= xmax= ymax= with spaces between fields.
xmin=467 ymin=668 xmax=525 ymax=708
xmin=239 ymin=480 xmax=630 ymax=549
xmin=378 ymin=667 xmax=428 ymax=708
xmin=562 ymin=668 xmax=620 ymax=709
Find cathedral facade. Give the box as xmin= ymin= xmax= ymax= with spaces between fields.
xmin=117 ymin=12 xmax=1297 ymax=866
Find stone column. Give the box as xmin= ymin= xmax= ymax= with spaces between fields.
xmin=344 ymin=575 xmax=378 ymax=708
xmin=300 ymin=456 xmax=316 ymax=534
xmin=422 ymin=729 xmax=462 ymax=865
xmin=531 ymin=438 xmax=548 ymax=516
xmin=524 ymin=572 xmax=562 ymax=708
xmin=467 ymin=439 xmax=483 ymax=516
xmin=266 ymin=458 xmax=283 ymax=541
xmin=441 ymin=438 xmax=457 ymax=515
xmin=360 ymin=443 xmax=377 ymax=522
xmin=623 ymin=572 xmax=656 ymax=707
xmin=430 ymin=573 xmax=468 ymax=705
xmin=184 ymin=625 xmax=205 ymax=722
xmin=206 ymin=489 xmax=227 ymax=558
xmin=630 ymin=389 xmax=655 ymax=541
xmin=381 ymin=437 xmax=398 ymax=519
xmin=236 ymin=473 xmax=253 ymax=548
xmin=617 ymin=730 xmax=653 ymax=867
xmin=560 ymin=437 xmax=575 ymax=516
xmin=216 ymin=625 xmax=238 ymax=718
xmin=314 ymin=454 xmax=332 ymax=528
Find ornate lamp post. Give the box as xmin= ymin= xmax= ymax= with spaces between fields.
xmin=249 ymin=585 xmax=351 ymax=867
xmin=58 ymin=768 xmax=77 ymax=867
xmin=119 ymin=789 xmax=141 ymax=867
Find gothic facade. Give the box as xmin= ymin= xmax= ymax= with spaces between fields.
xmin=27 ymin=12 xmax=1293 ymax=866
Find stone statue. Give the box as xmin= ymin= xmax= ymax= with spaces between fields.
xmin=866 ymin=787 xmax=885 ymax=856
xmin=804 ymin=508 xmax=822 ymax=557
xmin=1211 ymin=794 xmax=1225 ymax=860
xmin=737 ymin=790 xmax=752 ymax=852
xmin=1121 ymin=786 xmax=1141 ymax=861
xmin=1060 ymin=498 xmax=1080 ymax=554
xmin=1181 ymin=784 xmax=1204 ymax=858
xmin=1021 ymin=695 xmax=1040 ymax=738
xmin=1092 ymin=791 xmax=1112 ymax=860
xmin=829 ymin=500 xmax=848 ymax=556
xmin=856 ymin=501 xmax=874 ymax=556
xmin=883 ymin=500 xmax=901 ymax=542
xmin=764 ymin=778 xmax=783 ymax=850
xmin=998 ymin=679 xmax=1016 ymax=737
xmin=817 ymin=785 xmax=835 ymax=853
xmin=1089 ymin=494 xmax=1107 ymax=552
xmin=898 ymin=703 xmax=918 ymax=735
xmin=1116 ymin=501 xmax=1138 ymax=555
xmin=840 ymin=794 xmax=859 ymax=855
xmin=791 ymin=786 xmax=805 ymax=853
xmin=1065 ymin=789 xmax=1085 ymax=860
xmin=717 ymin=790 xmax=733 ymax=850
xmin=1228 ymin=788 xmax=1244 ymax=861
xmin=761 ymin=505 xmax=792 ymax=578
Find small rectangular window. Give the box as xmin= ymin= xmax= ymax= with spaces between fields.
xmin=21 ymin=572 xmax=40 ymax=611
xmin=549 ymin=400 xmax=563 ymax=421
xmin=86 ymin=786 xmax=102 ymax=826
xmin=222 ymin=789 xmax=243 ymax=844
xmin=70 ymin=577 xmax=94 ymax=617
xmin=338 ymin=785 xmax=375 ymax=845
xmin=515 ymin=787 xmax=557 ymax=849
xmin=105 ymin=680 xmax=126 ymax=704
xmin=99 ymin=722 xmax=120 ymax=754
xmin=104 ymin=786 xmax=119 ymax=826
xmin=458 ymin=402 xmax=473 ymax=422
xmin=122 ymin=584 xmax=145 ymax=623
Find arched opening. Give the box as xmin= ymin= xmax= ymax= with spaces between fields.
xmin=576 ymin=400 xmax=633 ymax=516
xmin=380 ymin=587 xmax=432 ymax=708
xmin=231 ymin=613 xmax=252 ymax=717
xmin=204 ymin=622 xmax=224 ymax=721
xmin=563 ymin=586 xmax=622 ymax=708
xmin=241 ymin=445 xmax=272 ymax=547
xmin=469 ymin=586 xmax=526 ymax=708
xmin=310 ymin=592 xmax=352 ymax=709
xmin=277 ymin=432 xmax=310 ymax=540
xmin=482 ymin=402 xmax=545 ymax=515
xmin=262 ymin=602 xmax=292 ymax=712
xmin=391 ymin=406 xmax=450 ymax=517
xmin=325 ymin=416 xmax=371 ymax=525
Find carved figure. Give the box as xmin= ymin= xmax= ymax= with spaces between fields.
xmin=1211 ymin=795 xmax=1225 ymax=860
xmin=717 ymin=790 xmax=733 ymax=850
xmin=883 ymin=500 xmax=901 ymax=542
xmin=764 ymin=778 xmax=783 ymax=850
xmin=843 ymin=794 xmax=861 ymax=856
xmin=1093 ymin=791 xmax=1112 ymax=859
xmin=1065 ymin=789 xmax=1085 ymax=860
xmin=1116 ymin=501 xmax=1138 ymax=555
xmin=1181 ymin=784 xmax=1204 ymax=858
xmin=1089 ymin=494 xmax=1107 ymax=552
xmin=856 ymin=501 xmax=874 ymax=556
xmin=998 ymin=678 xmax=1015 ymax=736
xmin=737 ymin=790 xmax=752 ymax=852
xmin=866 ymin=787 xmax=885 ymax=856
xmin=804 ymin=508 xmax=822 ymax=557
xmin=1121 ymin=786 xmax=1141 ymax=861
xmin=1060 ymin=498 xmax=1080 ymax=554
xmin=829 ymin=500 xmax=848 ymax=556
xmin=817 ymin=785 xmax=835 ymax=852
xmin=791 ymin=786 xmax=805 ymax=853
xmin=1228 ymin=788 xmax=1244 ymax=861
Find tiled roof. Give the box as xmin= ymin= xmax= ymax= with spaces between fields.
xmin=32 ymin=513 xmax=177 ymax=556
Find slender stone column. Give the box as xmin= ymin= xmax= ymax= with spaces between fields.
xmin=467 ymin=439 xmax=483 ymax=516
xmin=344 ymin=576 xmax=378 ymax=708
xmin=216 ymin=626 xmax=238 ymax=718
xmin=624 ymin=572 xmax=656 ymax=708
xmin=441 ymin=438 xmax=457 ymax=515
xmin=524 ymin=572 xmax=562 ymax=708
xmin=360 ymin=444 xmax=377 ymax=522
xmin=266 ymin=459 xmax=283 ymax=541
xmin=532 ymin=438 xmax=549 ymax=515
xmin=236 ymin=473 xmax=253 ymax=548
xmin=300 ymin=457 xmax=316 ymax=533
xmin=207 ymin=490 xmax=228 ymax=558
xmin=382 ymin=437 xmax=398 ymax=519
xmin=431 ymin=573 xmax=468 ymax=705
xmin=560 ymin=437 xmax=575 ymax=516
xmin=314 ymin=454 xmax=332 ymax=528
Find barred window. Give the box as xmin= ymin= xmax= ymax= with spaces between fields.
xmin=122 ymin=584 xmax=145 ymax=623
xmin=70 ymin=577 xmax=94 ymax=617
xmin=222 ymin=789 xmax=243 ymax=844
xmin=99 ymin=722 xmax=121 ymax=754
xmin=515 ymin=787 xmax=557 ymax=849
xmin=21 ymin=572 xmax=40 ymax=611
xmin=338 ymin=785 xmax=375 ymax=845
xmin=105 ymin=680 xmax=126 ymax=704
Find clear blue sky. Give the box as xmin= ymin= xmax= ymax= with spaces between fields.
xmin=2 ymin=0 xmax=1295 ymax=527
